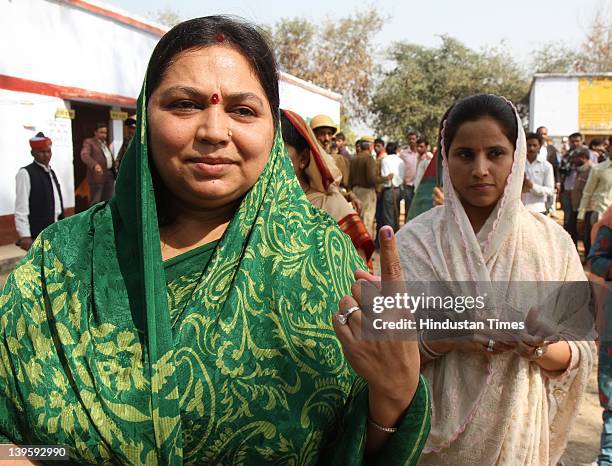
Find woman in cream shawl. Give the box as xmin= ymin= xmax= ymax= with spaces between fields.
xmin=281 ymin=109 xmax=375 ymax=263
xmin=397 ymin=94 xmax=594 ymax=465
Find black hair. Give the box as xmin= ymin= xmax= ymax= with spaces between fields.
xmin=536 ymin=126 xmax=547 ymax=134
xmin=95 ymin=123 xmax=107 ymax=131
xmin=406 ymin=130 xmax=418 ymax=138
xmin=335 ymin=132 xmax=346 ymax=141
xmin=374 ymin=137 xmax=385 ymax=146
xmin=442 ymin=94 xmax=518 ymax=155
xmin=280 ymin=111 xmax=309 ymax=154
xmin=589 ymin=138 xmax=604 ymax=149
xmin=574 ymin=147 xmax=590 ymax=159
xmin=416 ymin=137 xmax=428 ymax=146
xmin=145 ymin=15 xmax=279 ymax=129
xmin=526 ymin=132 xmax=543 ymax=146
xmin=569 ymin=132 xmax=583 ymax=140
xmin=146 ymin=16 xmax=279 ymax=227
xmin=386 ymin=141 xmax=398 ymax=154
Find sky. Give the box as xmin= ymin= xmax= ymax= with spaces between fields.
xmin=108 ymin=0 xmax=605 ymax=64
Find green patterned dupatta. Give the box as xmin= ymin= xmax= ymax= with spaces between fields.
xmin=102 ymin=82 xmax=364 ymax=463
xmin=0 ymin=79 xmax=430 ymax=465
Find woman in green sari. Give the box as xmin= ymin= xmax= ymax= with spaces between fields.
xmin=0 ymin=16 xmax=429 ymax=465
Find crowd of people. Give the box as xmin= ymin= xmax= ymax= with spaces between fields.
xmin=290 ymin=117 xmax=439 ymax=253
xmin=300 ymin=117 xmax=612 ymax=266
xmin=3 ymin=14 xmax=612 ymax=466
xmin=521 ymin=128 xmax=611 ymax=262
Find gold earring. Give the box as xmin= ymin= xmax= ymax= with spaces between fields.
xmin=228 ymin=129 xmax=233 ymax=138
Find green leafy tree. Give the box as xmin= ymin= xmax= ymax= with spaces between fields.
xmin=371 ymin=36 xmax=529 ymax=144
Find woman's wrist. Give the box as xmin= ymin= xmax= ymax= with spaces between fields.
xmin=533 ymin=340 xmax=571 ymax=372
xmin=424 ymin=338 xmax=453 ymax=356
xmin=368 ymin=381 xmax=416 ymax=428
xmin=364 ymin=381 xmax=418 ymax=454
xmin=418 ymin=329 xmax=454 ymax=359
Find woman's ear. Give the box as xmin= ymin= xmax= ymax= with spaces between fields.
xmin=299 ymin=148 xmax=311 ymax=169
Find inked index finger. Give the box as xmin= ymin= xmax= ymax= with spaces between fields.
xmin=378 ymin=226 xmax=404 ymax=283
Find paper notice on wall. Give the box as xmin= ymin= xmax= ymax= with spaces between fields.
xmin=47 ymin=118 xmax=72 ymax=149
xmin=579 ymin=77 xmax=612 ymax=135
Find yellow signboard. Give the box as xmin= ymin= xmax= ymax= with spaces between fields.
xmin=110 ymin=110 xmax=128 ymax=120
xmin=578 ymin=77 xmax=612 ymax=135
xmin=55 ymin=108 xmax=75 ymax=119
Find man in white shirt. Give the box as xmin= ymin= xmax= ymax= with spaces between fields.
xmin=522 ymin=132 xmax=554 ymax=214
xmin=536 ymin=126 xmax=560 ymax=215
xmin=413 ymin=137 xmax=434 ymax=191
xmin=14 ymin=132 xmax=64 ymax=251
xmin=380 ymin=142 xmax=405 ymax=232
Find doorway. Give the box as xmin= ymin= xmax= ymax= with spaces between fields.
xmin=70 ymin=103 xmax=110 ymax=213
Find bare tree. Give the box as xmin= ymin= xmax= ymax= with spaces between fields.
xmin=269 ymin=9 xmax=383 ymax=122
xmin=530 ymin=1 xmax=611 ymax=73
xmin=581 ymin=0 xmax=612 ymax=71
xmin=148 ymin=7 xmax=182 ymax=28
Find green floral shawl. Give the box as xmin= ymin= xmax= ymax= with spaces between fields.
xmin=0 ymin=84 xmax=430 ymax=465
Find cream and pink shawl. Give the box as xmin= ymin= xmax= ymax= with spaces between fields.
xmin=396 ymin=104 xmax=594 ymax=465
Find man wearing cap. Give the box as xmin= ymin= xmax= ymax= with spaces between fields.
xmin=310 ymin=114 xmax=350 ymax=189
xmin=14 ymin=132 xmax=64 ymax=251
xmin=116 ymin=115 xmax=137 ymax=169
xmin=80 ymin=123 xmax=116 ymax=206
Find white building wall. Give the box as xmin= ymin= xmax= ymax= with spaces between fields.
xmin=0 ymin=0 xmax=160 ymax=98
xmin=0 ymin=90 xmax=74 ymax=216
xmin=530 ymin=77 xmax=579 ymax=137
xmin=0 ymin=0 xmax=343 ymax=225
xmin=279 ymin=76 xmax=341 ymax=125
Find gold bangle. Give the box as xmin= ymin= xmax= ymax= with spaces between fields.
xmin=367 ymin=416 xmax=398 ymax=433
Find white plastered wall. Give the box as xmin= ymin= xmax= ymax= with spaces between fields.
xmin=0 ymin=89 xmax=74 ymax=215
xmin=0 ymin=0 xmax=160 ymax=97
xmin=530 ymin=77 xmax=579 ymax=138
xmin=279 ymin=79 xmax=341 ymax=125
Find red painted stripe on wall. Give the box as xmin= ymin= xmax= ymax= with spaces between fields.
xmin=0 ymin=75 xmax=137 ymax=106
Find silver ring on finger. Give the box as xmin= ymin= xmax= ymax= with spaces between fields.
xmin=338 ymin=306 xmax=361 ymax=326
xmin=533 ymin=346 xmax=545 ymax=359
xmin=487 ymin=339 xmax=495 ymax=352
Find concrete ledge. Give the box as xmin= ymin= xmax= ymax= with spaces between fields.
xmin=0 ymin=244 xmax=26 ymax=275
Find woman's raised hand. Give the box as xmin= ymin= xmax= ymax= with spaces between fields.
xmin=333 ymin=226 xmax=420 ymax=404
xmin=432 ymin=186 xmax=444 ymax=206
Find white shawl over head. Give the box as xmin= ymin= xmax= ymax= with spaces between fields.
xmin=397 ymin=97 xmax=594 ymax=465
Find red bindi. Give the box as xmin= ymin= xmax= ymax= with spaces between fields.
xmin=210 ymin=93 xmax=220 ymax=105
xmin=215 ymin=33 xmax=225 ymax=43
